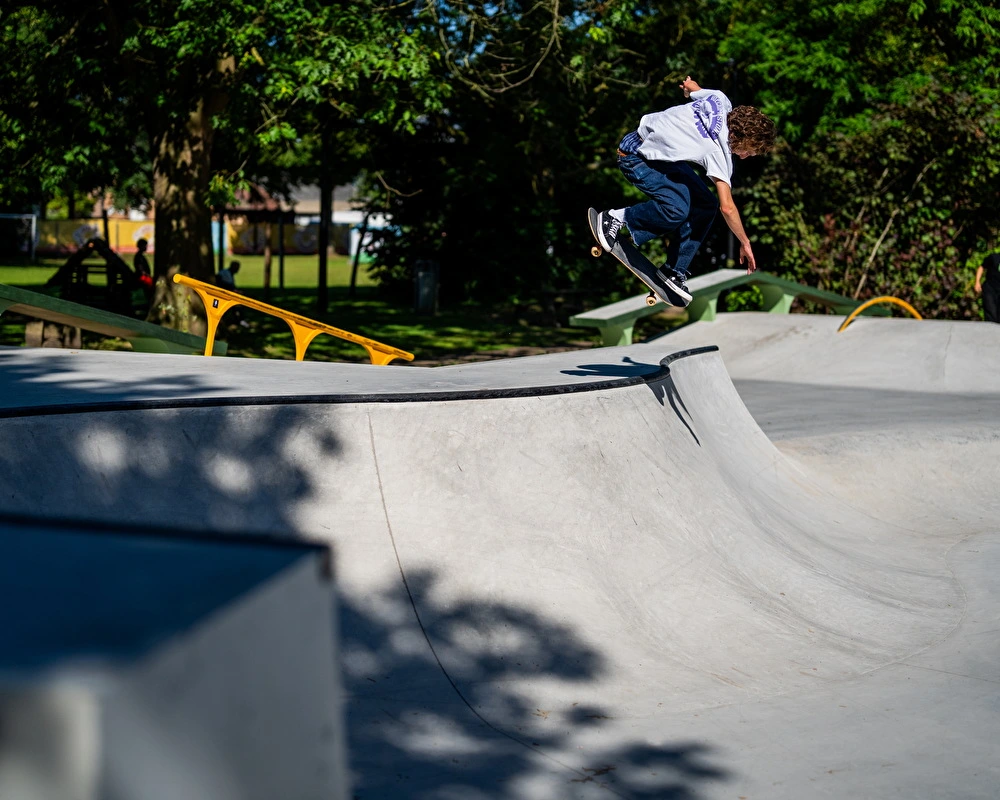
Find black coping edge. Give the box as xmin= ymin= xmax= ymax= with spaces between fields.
xmin=1 ymin=346 xmax=720 ymax=419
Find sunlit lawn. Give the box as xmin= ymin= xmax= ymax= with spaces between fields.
xmin=0 ymin=254 xmax=640 ymax=363
xmin=0 ymin=253 xmax=368 ymax=290
xmin=218 ymin=253 xmax=378 ymax=289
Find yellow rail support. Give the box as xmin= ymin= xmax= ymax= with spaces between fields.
xmin=837 ymin=296 xmax=922 ymax=333
xmin=173 ymin=274 xmax=415 ymax=365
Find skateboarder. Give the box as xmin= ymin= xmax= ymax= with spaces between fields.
xmin=593 ymin=76 xmax=776 ymax=306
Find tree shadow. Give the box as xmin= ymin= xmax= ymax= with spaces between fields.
xmin=0 ymin=350 xmax=238 ymax=413
xmin=340 ymin=568 xmax=729 ymax=799
xmin=0 ymin=354 xmax=730 ymax=798
xmin=0 ymin=515 xmax=318 ymax=671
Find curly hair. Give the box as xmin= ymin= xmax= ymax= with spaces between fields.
xmin=727 ymin=106 xmax=777 ymax=155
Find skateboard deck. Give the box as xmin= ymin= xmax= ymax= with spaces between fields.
xmin=587 ymin=208 xmax=674 ymax=307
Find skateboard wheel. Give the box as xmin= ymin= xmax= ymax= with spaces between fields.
xmin=646 ymin=292 xmax=657 ymax=306
xmin=590 ymin=246 xmax=602 ymax=258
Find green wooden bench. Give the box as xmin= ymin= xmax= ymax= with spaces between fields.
xmin=0 ymin=283 xmax=227 ymax=355
xmin=568 ymin=268 xmax=889 ymax=346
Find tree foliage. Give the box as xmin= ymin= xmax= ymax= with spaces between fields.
xmin=2 ymin=0 xmax=998 ymax=320
xmin=719 ymin=0 xmax=1000 ymax=317
xmin=363 ymin=0 xmax=724 ymax=305
xmin=747 ymin=83 xmax=999 ymax=317
xmin=0 ymin=1 xmax=447 ymax=326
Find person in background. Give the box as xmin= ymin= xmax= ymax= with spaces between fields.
xmin=215 ymin=259 xmax=241 ymax=292
xmin=974 ymin=252 xmax=1000 ymax=323
xmin=133 ymin=238 xmax=153 ymax=301
xmin=215 ymin=260 xmax=248 ymax=328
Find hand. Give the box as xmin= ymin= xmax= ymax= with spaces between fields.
xmin=740 ymin=241 xmax=757 ymax=273
xmin=975 ymin=282 xmax=983 ymax=294
xmin=679 ymin=76 xmax=701 ymax=98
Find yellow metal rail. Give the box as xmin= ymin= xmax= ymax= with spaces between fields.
xmin=837 ymin=296 xmax=922 ymax=333
xmin=173 ymin=274 xmax=415 ymax=365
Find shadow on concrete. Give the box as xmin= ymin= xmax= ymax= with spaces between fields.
xmin=0 ymin=356 xmax=730 ymax=799
xmin=561 ymin=356 xmax=674 ymax=409
xmin=0 ymin=353 xmax=339 ymax=534
xmin=0 ymin=351 xmax=237 ymax=413
xmin=560 ymin=356 xmax=661 ymax=380
xmin=0 ymin=516 xmax=317 ymax=671
xmin=558 ymin=355 xmax=702 ymax=440
xmin=340 ymin=568 xmax=729 ymax=798
xmin=663 ymin=374 xmax=700 ymax=446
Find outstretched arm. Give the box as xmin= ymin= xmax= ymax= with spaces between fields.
xmin=713 ymin=178 xmax=756 ymax=273
xmin=680 ymin=76 xmax=701 ymax=98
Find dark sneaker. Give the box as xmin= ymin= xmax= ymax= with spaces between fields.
xmin=656 ymin=268 xmax=693 ymax=306
xmin=596 ymin=211 xmax=624 ymax=252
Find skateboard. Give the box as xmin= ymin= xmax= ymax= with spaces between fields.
xmin=587 ymin=207 xmax=674 ymax=307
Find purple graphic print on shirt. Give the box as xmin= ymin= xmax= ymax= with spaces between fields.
xmin=692 ymin=95 xmax=724 ymax=142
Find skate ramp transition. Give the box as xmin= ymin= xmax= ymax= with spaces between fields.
xmin=0 ymin=314 xmax=998 ymax=799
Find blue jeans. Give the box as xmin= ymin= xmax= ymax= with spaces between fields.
xmin=619 ymin=153 xmax=719 ymax=278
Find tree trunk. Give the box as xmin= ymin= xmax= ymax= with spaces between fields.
xmin=318 ymin=173 xmax=332 ymax=313
xmin=349 ymin=213 xmax=369 ymax=298
xmin=262 ymin=221 xmax=273 ymax=302
xmin=146 ymin=59 xmax=232 ymax=333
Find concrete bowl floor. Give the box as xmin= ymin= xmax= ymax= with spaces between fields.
xmin=0 ymin=313 xmax=997 ymax=799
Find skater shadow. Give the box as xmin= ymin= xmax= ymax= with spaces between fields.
xmin=562 ymin=356 xmax=675 ymax=405
xmin=561 ymin=355 xmax=661 ymax=379
xmin=561 ymin=356 xmax=704 ymax=416
xmin=664 ymin=373 xmax=700 ymax=446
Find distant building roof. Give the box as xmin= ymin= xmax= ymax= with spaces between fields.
xmin=230 ymin=184 xmax=286 ymax=212
xmin=287 ymin=184 xmax=361 ymax=216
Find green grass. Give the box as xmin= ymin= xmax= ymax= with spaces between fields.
xmin=216 ymin=286 xmax=627 ymax=364
xmin=0 ymin=262 xmax=61 ymax=287
xmin=1 ymin=254 xmax=655 ymax=363
xmin=0 ymin=253 xmax=367 ymax=290
xmin=217 ymin=253 xmax=378 ymax=289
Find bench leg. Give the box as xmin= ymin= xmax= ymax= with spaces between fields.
xmin=686 ymin=295 xmax=718 ymax=322
xmin=600 ymin=324 xmax=634 ymax=347
xmin=760 ymin=285 xmax=796 ymax=314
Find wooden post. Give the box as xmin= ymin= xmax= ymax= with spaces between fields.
xmin=278 ymin=213 xmax=286 ymax=290
xmin=262 ymin=220 xmax=273 ymax=302
xmin=349 ymin=213 xmax=369 ymax=299
xmin=217 ymin=212 xmax=225 ymax=274
xmin=318 ymin=174 xmax=332 ymax=312
xmin=101 ymin=199 xmax=110 ymax=245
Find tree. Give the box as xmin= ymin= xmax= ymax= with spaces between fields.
xmin=361 ymin=0 xmax=724 ymax=305
xmin=717 ymin=0 xmax=1000 ymax=317
xmin=0 ymin=7 xmax=149 ymax=215
xmin=0 ymin=1 xmax=446 ymax=327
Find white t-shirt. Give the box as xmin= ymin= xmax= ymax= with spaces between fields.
xmin=635 ymin=89 xmax=734 ymax=186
